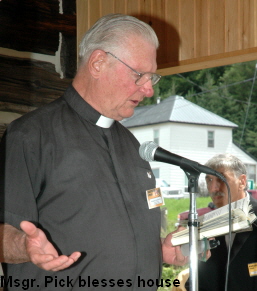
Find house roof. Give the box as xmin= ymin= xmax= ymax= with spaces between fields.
xmin=121 ymin=95 xmax=238 ymax=128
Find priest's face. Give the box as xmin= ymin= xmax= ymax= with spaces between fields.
xmin=205 ymin=167 xmax=246 ymax=208
xmin=94 ymin=36 xmax=158 ymax=121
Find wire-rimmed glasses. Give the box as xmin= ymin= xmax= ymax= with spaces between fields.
xmin=105 ymin=52 xmax=161 ymax=86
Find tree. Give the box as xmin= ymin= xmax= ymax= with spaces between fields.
xmin=140 ymin=60 xmax=257 ymax=158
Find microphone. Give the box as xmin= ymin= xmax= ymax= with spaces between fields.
xmin=139 ymin=141 xmax=226 ymax=181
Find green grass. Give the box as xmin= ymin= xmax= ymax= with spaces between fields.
xmin=158 ymin=196 xmax=212 ymax=290
xmin=162 ymin=196 xmax=212 ymax=233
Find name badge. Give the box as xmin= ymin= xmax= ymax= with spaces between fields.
xmin=146 ymin=187 xmax=165 ymax=209
xmin=248 ymin=263 xmax=257 ymax=277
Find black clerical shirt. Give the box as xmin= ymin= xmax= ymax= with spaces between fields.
xmin=0 ymin=86 xmax=162 ymax=290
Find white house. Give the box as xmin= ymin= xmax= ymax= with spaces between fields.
xmin=121 ymin=96 xmax=257 ymax=193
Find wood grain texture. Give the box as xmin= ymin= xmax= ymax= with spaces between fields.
xmin=0 ymin=123 xmax=7 ymax=141
xmin=77 ymin=0 xmax=257 ymax=75
xmin=209 ymin=0 xmax=225 ymax=55
xmin=0 ymin=0 xmax=76 ymax=55
xmin=0 ymin=55 xmax=72 ymax=109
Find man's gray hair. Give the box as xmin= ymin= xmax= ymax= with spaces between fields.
xmin=78 ymin=13 xmax=159 ymax=66
xmin=205 ymin=153 xmax=247 ymax=179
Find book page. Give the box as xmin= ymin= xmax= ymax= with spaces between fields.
xmin=171 ymin=197 xmax=256 ymax=246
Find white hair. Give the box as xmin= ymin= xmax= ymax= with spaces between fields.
xmin=205 ymin=153 xmax=248 ymax=189
xmin=78 ymin=14 xmax=159 ymax=67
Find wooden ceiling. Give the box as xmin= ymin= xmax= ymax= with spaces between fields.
xmin=77 ymin=0 xmax=257 ymax=76
xmin=1 ymin=0 xmax=257 ymax=127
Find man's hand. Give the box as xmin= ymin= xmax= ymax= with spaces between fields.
xmin=162 ymin=228 xmax=188 ymax=266
xmin=20 ymin=221 xmax=81 ymax=271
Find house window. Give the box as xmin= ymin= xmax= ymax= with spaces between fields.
xmin=208 ymin=131 xmax=214 ymax=147
xmin=152 ymin=168 xmax=159 ymax=178
xmin=153 ymin=129 xmax=159 ymax=145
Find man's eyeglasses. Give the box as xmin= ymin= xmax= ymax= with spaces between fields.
xmin=105 ymin=52 xmax=161 ymax=86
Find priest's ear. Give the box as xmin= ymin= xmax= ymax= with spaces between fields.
xmin=88 ymin=50 xmax=107 ymax=78
xmin=239 ymin=174 xmax=247 ymax=190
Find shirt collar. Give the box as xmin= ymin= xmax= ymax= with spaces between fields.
xmin=96 ymin=115 xmax=114 ymax=128
xmin=63 ymin=85 xmax=115 ymax=128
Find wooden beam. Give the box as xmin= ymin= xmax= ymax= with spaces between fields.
xmin=0 ymin=0 xmax=76 ymax=55
xmin=157 ymin=47 xmax=257 ymax=76
xmin=0 ymin=123 xmax=7 ymax=141
xmin=0 ymin=55 xmax=72 ymax=108
xmin=0 ymin=102 xmax=37 ymax=115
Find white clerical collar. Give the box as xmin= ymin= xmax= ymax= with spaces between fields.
xmin=96 ymin=115 xmax=114 ymax=128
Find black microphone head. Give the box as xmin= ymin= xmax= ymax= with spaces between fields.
xmin=139 ymin=141 xmax=158 ymax=162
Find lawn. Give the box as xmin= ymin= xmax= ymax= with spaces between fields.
xmin=158 ymin=196 xmax=212 ymax=291
xmin=162 ymin=196 xmax=212 ymax=233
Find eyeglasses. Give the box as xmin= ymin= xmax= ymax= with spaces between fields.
xmin=105 ymin=52 xmax=161 ymax=86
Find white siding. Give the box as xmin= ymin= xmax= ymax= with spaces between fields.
xmin=128 ymin=121 xmax=257 ymax=191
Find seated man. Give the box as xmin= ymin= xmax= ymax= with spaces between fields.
xmin=186 ymin=153 xmax=257 ymax=291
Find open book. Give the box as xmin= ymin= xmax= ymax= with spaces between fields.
xmin=171 ymin=197 xmax=257 ymax=246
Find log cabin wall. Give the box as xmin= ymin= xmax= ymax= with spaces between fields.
xmin=0 ymin=0 xmax=76 ymax=140
xmin=1 ymin=0 xmax=257 ymax=140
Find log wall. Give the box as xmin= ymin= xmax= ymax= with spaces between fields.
xmin=0 ymin=0 xmax=76 ymax=139
xmin=1 ymin=0 xmax=257 ymax=140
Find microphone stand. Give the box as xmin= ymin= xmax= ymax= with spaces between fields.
xmin=180 ymin=160 xmax=201 ymax=291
